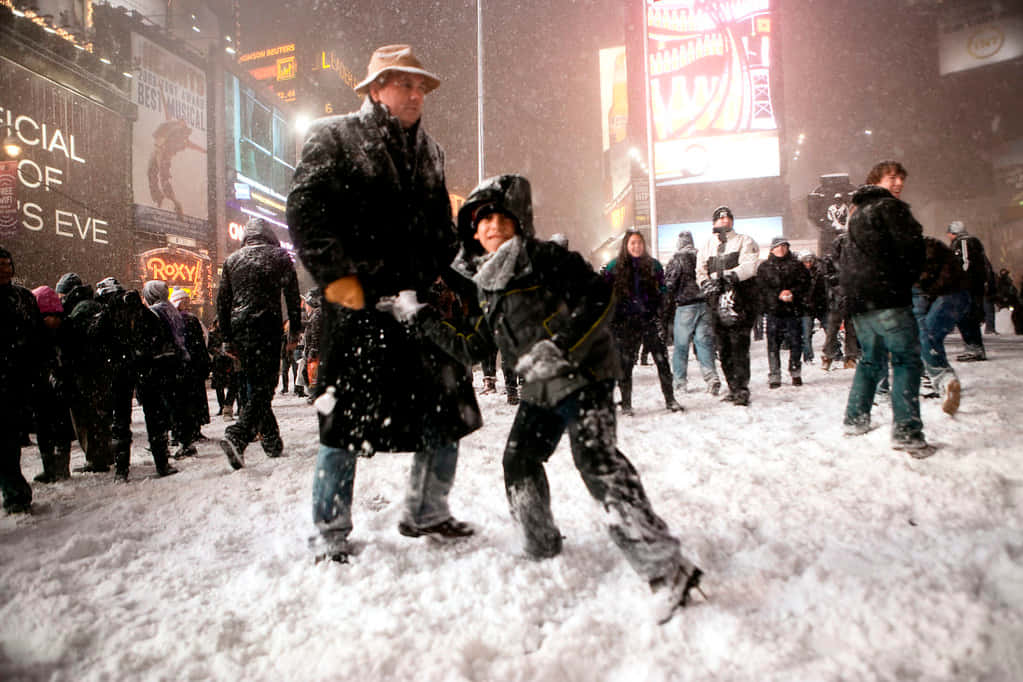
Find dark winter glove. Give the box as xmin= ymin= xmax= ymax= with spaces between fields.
xmin=375 ymin=289 xmax=429 ymax=324
xmin=722 ymin=271 xmax=740 ymax=286
xmin=515 ymin=339 xmax=572 ymax=383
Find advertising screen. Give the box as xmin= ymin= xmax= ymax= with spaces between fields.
xmin=646 ymin=0 xmax=779 ymax=186
xmin=939 ymin=2 xmax=1023 ymax=75
xmin=131 ymin=33 xmax=209 ymax=240
xmin=0 ymin=57 xmax=133 ymax=288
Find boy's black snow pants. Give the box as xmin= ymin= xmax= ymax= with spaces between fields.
xmin=501 ymin=380 xmax=681 ymax=581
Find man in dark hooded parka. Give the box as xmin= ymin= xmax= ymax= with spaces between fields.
xmin=286 ymin=44 xmax=481 ymax=561
xmin=0 ymin=246 xmax=43 ymax=512
xmin=217 ymin=217 xmax=302 ymax=466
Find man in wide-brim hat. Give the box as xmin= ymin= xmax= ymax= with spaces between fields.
xmin=287 ymin=44 xmax=482 ymax=563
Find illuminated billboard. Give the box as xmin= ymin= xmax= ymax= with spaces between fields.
xmin=646 ymin=0 xmax=779 ymax=186
xmin=657 ymin=216 xmax=781 ymax=262
xmin=599 ymin=46 xmax=631 ymax=206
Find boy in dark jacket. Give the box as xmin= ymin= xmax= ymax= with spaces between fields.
xmin=408 ymin=175 xmax=703 ymax=623
xmin=839 ymin=161 xmax=928 ymax=454
xmin=757 ymin=237 xmax=811 ymax=388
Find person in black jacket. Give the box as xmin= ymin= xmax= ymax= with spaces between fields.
xmin=414 ymin=174 xmax=702 ymax=624
xmin=288 ymin=45 xmax=481 ymax=561
xmin=840 ymin=161 xmax=928 ymax=454
xmin=757 ymin=237 xmax=811 ymax=388
xmin=30 ymin=285 xmax=73 ymax=483
xmin=913 ymin=237 xmax=971 ymax=416
xmin=1 ymin=247 xmax=43 ymax=512
xmin=945 ymin=221 xmax=990 ymax=361
xmin=217 ymin=218 xmax=302 ymax=466
xmin=798 ymin=251 xmax=827 ymax=364
xmin=56 ymin=273 xmax=115 ymax=473
xmin=602 ymin=230 xmax=682 ymax=414
xmin=170 ymin=289 xmax=210 ymax=456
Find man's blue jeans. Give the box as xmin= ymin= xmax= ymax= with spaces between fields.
xmin=844 ymin=307 xmax=924 ymax=443
xmin=801 ymin=315 xmax=815 ymax=361
xmin=912 ymin=288 xmax=969 ymax=389
xmin=671 ymin=302 xmax=718 ymax=389
xmin=312 ymin=442 xmax=459 ymax=550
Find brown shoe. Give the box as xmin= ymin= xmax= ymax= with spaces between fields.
xmin=821 ymin=358 xmax=833 ymax=371
xmin=843 ymin=358 xmax=858 ymax=369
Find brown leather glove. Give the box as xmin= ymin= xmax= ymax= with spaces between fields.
xmin=324 ymin=275 xmax=365 ymax=310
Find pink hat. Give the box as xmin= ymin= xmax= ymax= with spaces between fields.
xmin=32 ymin=285 xmax=63 ymax=315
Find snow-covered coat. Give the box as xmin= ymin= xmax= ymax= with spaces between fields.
xmin=839 ymin=185 xmax=924 ymax=315
xmin=217 ymin=218 xmax=302 ymax=352
xmin=425 ymin=174 xmax=621 ymax=408
xmin=695 ymin=228 xmax=761 ymax=327
xmin=286 ymin=97 xmax=475 ymax=453
xmin=917 ymin=237 xmax=967 ymax=298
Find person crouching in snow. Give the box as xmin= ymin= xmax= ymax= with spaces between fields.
xmin=398 ymin=175 xmax=703 ymax=623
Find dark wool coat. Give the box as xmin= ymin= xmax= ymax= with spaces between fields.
xmin=286 ymin=98 xmax=477 ymax=453
xmin=839 ymin=185 xmax=924 ymax=315
xmin=428 ymin=175 xmax=621 ymax=408
xmin=756 ymin=251 xmax=811 ymax=318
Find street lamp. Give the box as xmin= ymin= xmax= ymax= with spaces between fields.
xmin=3 ymin=128 xmax=20 ymax=158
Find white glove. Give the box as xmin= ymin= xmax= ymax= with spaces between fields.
xmin=375 ymin=289 xmax=427 ymax=324
xmin=515 ymin=339 xmax=572 ymax=383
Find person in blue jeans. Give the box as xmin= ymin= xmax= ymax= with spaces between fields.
xmin=912 ymin=236 xmax=971 ymax=415
xmin=663 ymin=231 xmax=721 ymax=395
xmin=839 ymin=161 xmax=929 ymax=455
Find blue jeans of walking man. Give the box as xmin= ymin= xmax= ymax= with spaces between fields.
xmin=844 ymin=306 xmax=925 ymax=445
xmin=313 ymin=442 xmax=459 ymax=553
xmin=912 ymin=288 xmax=969 ymax=392
xmin=671 ymin=302 xmax=719 ymax=393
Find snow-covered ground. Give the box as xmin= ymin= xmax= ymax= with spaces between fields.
xmin=2 ymin=314 xmax=1022 ymax=682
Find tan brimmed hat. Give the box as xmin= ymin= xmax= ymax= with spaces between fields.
xmin=353 ymin=44 xmax=440 ymax=95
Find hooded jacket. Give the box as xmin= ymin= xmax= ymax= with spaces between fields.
xmin=433 ymin=174 xmax=621 ymax=407
xmin=663 ymin=230 xmax=704 ymax=307
xmin=217 ymin=218 xmax=302 ymax=349
xmin=839 ymin=185 xmax=924 ymax=315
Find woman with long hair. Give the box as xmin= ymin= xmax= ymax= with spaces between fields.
xmin=603 ymin=230 xmax=682 ymax=415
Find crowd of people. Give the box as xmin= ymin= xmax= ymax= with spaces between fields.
xmin=1 ymin=44 xmax=1016 ymax=625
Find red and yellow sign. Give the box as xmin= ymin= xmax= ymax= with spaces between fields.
xmin=139 ymin=247 xmax=213 ymax=304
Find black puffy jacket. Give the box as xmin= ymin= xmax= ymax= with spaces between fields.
xmin=839 ymin=185 xmax=924 ymax=315
xmin=217 ymin=218 xmax=302 ymax=350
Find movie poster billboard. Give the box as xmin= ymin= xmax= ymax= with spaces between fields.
xmin=0 ymin=57 xmax=133 ymax=288
xmin=646 ymin=0 xmax=780 ymax=186
xmin=130 ymin=33 xmax=209 ymax=241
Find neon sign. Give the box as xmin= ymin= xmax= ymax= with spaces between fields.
xmin=139 ymin=247 xmax=212 ymax=303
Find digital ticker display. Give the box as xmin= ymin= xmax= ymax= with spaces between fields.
xmin=646 ymin=0 xmax=779 ymax=186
